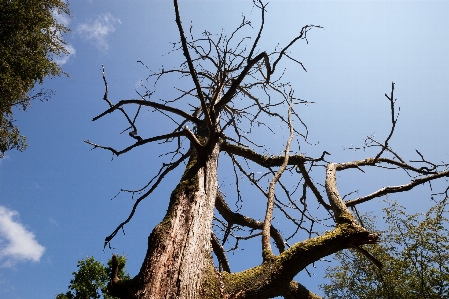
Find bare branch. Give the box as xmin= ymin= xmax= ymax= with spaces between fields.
xmin=215 ymin=192 xmax=285 ymax=253
xmin=220 ymin=141 xmax=308 ymax=167
xmin=92 ymin=99 xmax=202 ymax=126
xmin=173 ymin=0 xmax=212 ymax=132
xmin=375 ymin=82 xmax=398 ymax=161
xmin=247 ymin=0 xmax=266 ymax=61
xmin=211 ymin=233 xmax=231 ymax=272
xmin=100 ymin=65 xmax=139 ymax=137
xmin=351 ymin=245 xmax=382 ymax=269
xmin=296 ymin=162 xmax=331 ymax=210
xmin=215 ymin=51 xmax=271 ymax=112
xmin=345 ymin=169 xmax=449 ymax=207
xmin=271 ymin=25 xmax=322 ymax=75
xmin=262 ymin=94 xmax=294 ymax=258
xmin=104 ymin=150 xmax=190 ymax=247
xmin=84 ymin=130 xmax=188 ymax=157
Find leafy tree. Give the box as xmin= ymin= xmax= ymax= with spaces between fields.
xmin=55 ymin=255 xmax=130 ymax=299
xmin=0 ymin=0 xmax=71 ymax=157
xmin=321 ymin=199 xmax=449 ymax=299
xmin=84 ymin=1 xmax=449 ymax=298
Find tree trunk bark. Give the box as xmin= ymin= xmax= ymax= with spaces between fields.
xmin=128 ymin=142 xmax=220 ymax=299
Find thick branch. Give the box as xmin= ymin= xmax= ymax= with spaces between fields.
xmin=284 ymin=281 xmax=322 ymax=299
xmin=220 ymin=141 xmax=307 ymax=167
xmin=211 ymin=232 xmax=231 ymax=272
xmin=351 ymin=245 xmax=382 ymax=269
xmin=325 ymin=163 xmax=355 ymax=224
xmin=247 ymin=0 xmax=266 ymax=61
xmin=215 ymin=193 xmax=285 ymax=253
xmin=223 ymin=224 xmax=378 ymax=298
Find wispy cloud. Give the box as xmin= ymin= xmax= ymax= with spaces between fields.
xmin=77 ymin=13 xmax=121 ymax=51
xmin=52 ymin=8 xmax=71 ymax=27
xmin=53 ymin=43 xmax=76 ymax=65
xmin=52 ymin=8 xmax=75 ymax=65
xmin=0 ymin=206 xmax=45 ymax=268
xmin=48 ymin=218 xmax=58 ymax=226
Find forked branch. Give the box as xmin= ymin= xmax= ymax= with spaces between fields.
xmin=92 ymin=99 xmax=202 ymax=126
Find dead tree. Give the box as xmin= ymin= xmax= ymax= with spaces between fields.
xmin=85 ymin=1 xmax=449 ymax=298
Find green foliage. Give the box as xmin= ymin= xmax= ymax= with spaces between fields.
xmin=321 ymin=199 xmax=449 ymax=298
xmin=55 ymin=255 xmax=130 ymax=299
xmin=0 ymin=0 xmax=71 ymax=156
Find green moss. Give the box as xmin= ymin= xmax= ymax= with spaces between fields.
xmin=174 ymin=154 xmax=200 ymax=196
xmin=336 ymin=211 xmax=354 ymax=225
xmin=262 ymin=249 xmax=275 ymax=261
xmin=200 ymin=262 xmax=222 ymax=299
xmin=150 ymin=153 xmax=202 ymax=246
xmin=218 ymin=252 xmax=293 ymax=296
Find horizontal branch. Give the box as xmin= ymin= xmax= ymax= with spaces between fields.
xmin=345 ymin=169 xmax=449 ymax=206
xmin=335 ymin=157 xmax=440 ymax=175
xmin=220 ymin=142 xmax=306 ymax=167
xmin=92 ymin=99 xmax=202 ymax=126
xmin=84 ymin=130 xmax=188 ymax=156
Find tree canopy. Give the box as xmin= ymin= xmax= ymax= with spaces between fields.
xmin=55 ymin=255 xmax=130 ymax=299
xmin=82 ymin=1 xmax=449 ymax=298
xmin=0 ymin=0 xmax=71 ymax=156
xmin=321 ymin=199 xmax=449 ymax=298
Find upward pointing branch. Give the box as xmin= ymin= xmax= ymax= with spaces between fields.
xmin=375 ymin=82 xmax=397 ymax=161
xmin=262 ymin=93 xmax=294 ymax=259
xmin=215 ymin=52 xmax=270 ymax=112
xmin=173 ymin=0 xmax=212 ymax=134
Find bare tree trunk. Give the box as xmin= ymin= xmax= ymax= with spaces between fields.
xmin=129 ymin=143 xmax=220 ymax=299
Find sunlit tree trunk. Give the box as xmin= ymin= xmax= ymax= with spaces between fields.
xmin=131 ymin=143 xmax=219 ymax=298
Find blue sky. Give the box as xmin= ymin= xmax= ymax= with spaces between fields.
xmin=1 ymin=1 xmax=448 ymax=298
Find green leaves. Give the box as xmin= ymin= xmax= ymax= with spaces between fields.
xmin=321 ymin=199 xmax=449 ymax=298
xmin=0 ymin=0 xmax=71 ymax=156
xmin=55 ymin=255 xmax=130 ymax=299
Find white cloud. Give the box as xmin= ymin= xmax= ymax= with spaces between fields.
xmin=52 ymin=9 xmax=70 ymax=27
xmin=53 ymin=43 xmax=75 ymax=66
xmin=77 ymin=13 xmax=121 ymax=51
xmin=0 ymin=206 xmax=45 ymax=268
xmin=52 ymin=8 xmax=76 ymax=65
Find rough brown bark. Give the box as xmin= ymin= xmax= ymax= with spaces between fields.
xmin=136 ymin=145 xmax=219 ymax=298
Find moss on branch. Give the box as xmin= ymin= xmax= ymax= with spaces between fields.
xmin=214 ymin=223 xmax=378 ymax=298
